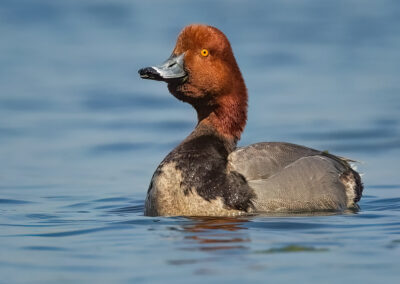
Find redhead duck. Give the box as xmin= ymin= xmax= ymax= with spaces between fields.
xmin=138 ymin=24 xmax=363 ymax=217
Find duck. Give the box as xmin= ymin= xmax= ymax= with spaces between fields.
xmin=138 ymin=24 xmax=363 ymax=217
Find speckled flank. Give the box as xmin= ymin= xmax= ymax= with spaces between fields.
xmin=247 ymin=156 xmax=349 ymax=212
xmin=145 ymin=162 xmax=244 ymax=217
xmin=227 ymin=143 xmax=363 ymax=212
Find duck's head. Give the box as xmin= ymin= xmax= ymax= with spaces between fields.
xmin=139 ymin=24 xmax=247 ymax=141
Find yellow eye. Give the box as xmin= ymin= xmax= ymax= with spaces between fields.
xmin=201 ymin=49 xmax=209 ymax=57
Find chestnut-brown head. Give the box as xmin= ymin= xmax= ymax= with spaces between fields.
xmin=139 ymin=24 xmax=247 ymax=141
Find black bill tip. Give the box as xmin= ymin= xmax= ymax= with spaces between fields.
xmin=138 ymin=67 xmax=163 ymax=81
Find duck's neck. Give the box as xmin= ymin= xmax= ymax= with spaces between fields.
xmin=195 ymin=85 xmax=247 ymax=144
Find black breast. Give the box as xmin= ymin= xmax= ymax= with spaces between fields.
xmin=160 ymin=134 xmax=255 ymax=212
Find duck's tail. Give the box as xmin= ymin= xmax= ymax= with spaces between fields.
xmin=321 ymin=152 xmax=364 ymax=206
xmin=340 ymin=167 xmax=363 ymax=207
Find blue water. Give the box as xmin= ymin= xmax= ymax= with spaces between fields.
xmin=1 ymin=0 xmax=400 ymax=283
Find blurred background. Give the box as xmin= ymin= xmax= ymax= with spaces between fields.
xmin=1 ymin=0 xmax=399 ymax=283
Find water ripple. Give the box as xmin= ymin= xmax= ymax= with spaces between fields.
xmin=22 ymin=246 xmax=67 ymax=251
xmin=109 ymin=205 xmax=144 ymax=214
xmin=88 ymin=141 xmax=176 ymax=154
xmin=0 ymin=199 xmax=32 ymax=205
xmin=246 ymin=221 xmax=326 ymax=230
xmin=24 ymin=225 xmax=130 ymax=237
xmin=83 ymin=92 xmax=177 ymax=111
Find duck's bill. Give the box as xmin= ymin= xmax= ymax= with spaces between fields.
xmin=138 ymin=53 xmax=187 ymax=82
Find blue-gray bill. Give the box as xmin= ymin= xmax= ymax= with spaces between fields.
xmin=138 ymin=53 xmax=186 ymax=82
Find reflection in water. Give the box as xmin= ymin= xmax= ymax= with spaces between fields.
xmin=171 ymin=210 xmax=358 ymax=253
xmin=183 ymin=217 xmax=248 ymax=232
xmin=179 ymin=217 xmax=250 ymax=251
xmin=254 ymin=245 xmax=328 ymax=254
